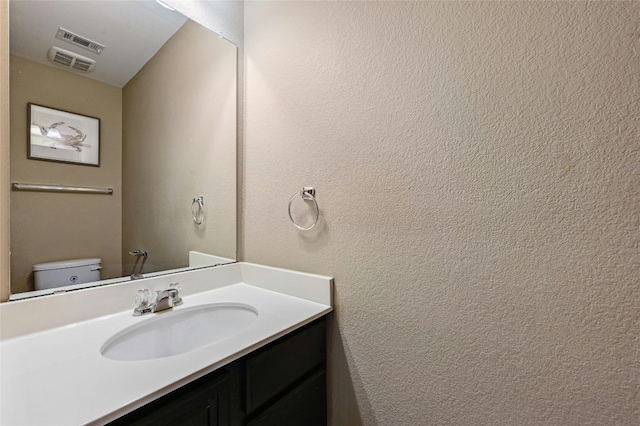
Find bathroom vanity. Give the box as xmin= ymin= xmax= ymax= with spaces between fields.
xmin=109 ymin=317 xmax=327 ymax=426
xmin=0 ymin=263 xmax=332 ymax=425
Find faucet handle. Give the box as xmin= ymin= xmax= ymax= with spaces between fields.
xmin=169 ymin=282 xmax=182 ymax=296
xmin=169 ymin=283 xmax=183 ymax=306
xmin=135 ymin=288 xmax=152 ymax=306
xmin=134 ymin=289 xmax=153 ymax=315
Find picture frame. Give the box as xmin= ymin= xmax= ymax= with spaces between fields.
xmin=27 ymin=103 xmax=100 ymax=167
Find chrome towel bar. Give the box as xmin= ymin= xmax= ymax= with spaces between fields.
xmin=11 ymin=183 xmax=113 ymax=195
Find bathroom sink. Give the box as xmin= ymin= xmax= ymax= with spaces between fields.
xmin=101 ymin=303 xmax=258 ymax=361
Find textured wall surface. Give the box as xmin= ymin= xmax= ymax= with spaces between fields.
xmin=244 ymin=2 xmax=639 ymax=424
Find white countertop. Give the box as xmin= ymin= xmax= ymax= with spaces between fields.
xmin=0 ymin=263 xmax=333 ymax=425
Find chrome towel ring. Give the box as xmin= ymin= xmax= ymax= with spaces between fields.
xmin=288 ymin=187 xmax=319 ymax=231
xmin=192 ymin=196 xmax=205 ymax=225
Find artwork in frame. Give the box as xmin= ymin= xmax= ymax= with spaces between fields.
xmin=27 ymin=103 xmax=100 ymax=166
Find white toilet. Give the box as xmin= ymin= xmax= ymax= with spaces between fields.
xmin=33 ymin=258 xmax=102 ymax=291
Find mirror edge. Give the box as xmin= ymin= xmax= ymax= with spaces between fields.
xmin=1 ymin=0 xmax=10 ymax=303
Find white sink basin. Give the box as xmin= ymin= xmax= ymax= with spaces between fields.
xmin=101 ymin=303 xmax=258 ymax=361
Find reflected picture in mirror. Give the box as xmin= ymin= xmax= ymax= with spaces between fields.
xmin=28 ymin=103 xmax=101 ymax=166
xmin=8 ymin=0 xmax=237 ymax=299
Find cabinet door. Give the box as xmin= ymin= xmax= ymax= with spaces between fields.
xmin=247 ymin=370 xmax=326 ymax=426
xmin=245 ymin=320 xmax=326 ymax=415
xmin=108 ymin=371 xmax=231 ymax=426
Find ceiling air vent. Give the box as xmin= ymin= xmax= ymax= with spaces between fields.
xmin=55 ymin=28 xmax=105 ymax=54
xmin=47 ymin=47 xmax=96 ymax=73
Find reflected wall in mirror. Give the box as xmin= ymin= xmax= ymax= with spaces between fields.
xmin=9 ymin=0 xmax=237 ymax=298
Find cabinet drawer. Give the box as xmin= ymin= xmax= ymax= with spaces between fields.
xmin=247 ymin=370 xmax=326 ymax=426
xmin=245 ymin=319 xmax=325 ymax=414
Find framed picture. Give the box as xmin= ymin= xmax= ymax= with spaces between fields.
xmin=27 ymin=103 xmax=100 ymax=166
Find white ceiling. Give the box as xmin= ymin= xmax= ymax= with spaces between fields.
xmin=9 ymin=0 xmax=188 ymax=88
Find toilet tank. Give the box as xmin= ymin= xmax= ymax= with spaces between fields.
xmin=33 ymin=258 xmax=102 ymax=291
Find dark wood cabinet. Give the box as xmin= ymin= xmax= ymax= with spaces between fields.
xmin=108 ymin=366 xmax=238 ymax=426
xmin=246 ymin=370 xmax=326 ymax=426
xmin=108 ymin=316 xmax=327 ymax=426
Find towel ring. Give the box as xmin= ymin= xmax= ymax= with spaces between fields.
xmin=288 ymin=187 xmax=319 ymax=231
xmin=192 ymin=196 xmax=205 ymax=225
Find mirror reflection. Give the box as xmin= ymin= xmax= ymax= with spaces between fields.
xmin=9 ymin=0 xmax=237 ymax=299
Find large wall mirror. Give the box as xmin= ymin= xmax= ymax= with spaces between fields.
xmin=8 ymin=0 xmax=237 ymax=300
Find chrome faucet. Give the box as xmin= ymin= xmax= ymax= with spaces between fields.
xmin=134 ymin=283 xmax=183 ymax=316
xmin=129 ymin=250 xmax=148 ymax=258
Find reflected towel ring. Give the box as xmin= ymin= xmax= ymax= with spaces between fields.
xmin=192 ymin=196 xmax=205 ymax=225
xmin=288 ymin=187 xmax=319 ymax=231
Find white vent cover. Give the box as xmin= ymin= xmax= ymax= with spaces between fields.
xmin=47 ymin=47 xmax=96 ymax=73
xmin=56 ymin=28 xmax=105 ymax=54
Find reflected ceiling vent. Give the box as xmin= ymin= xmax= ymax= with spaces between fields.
xmin=55 ymin=28 xmax=105 ymax=54
xmin=47 ymin=46 xmax=96 ymax=73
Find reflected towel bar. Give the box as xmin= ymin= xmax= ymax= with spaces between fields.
xmin=11 ymin=183 xmax=113 ymax=195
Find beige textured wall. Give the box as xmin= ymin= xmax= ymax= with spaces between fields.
xmin=0 ymin=0 xmax=9 ymax=302
xmin=244 ymin=2 xmax=639 ymax=424
xmin=122 ymin=20 xmax=237 ymax=275
xmin=9 ymin=55 xmax=122 ymax=293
